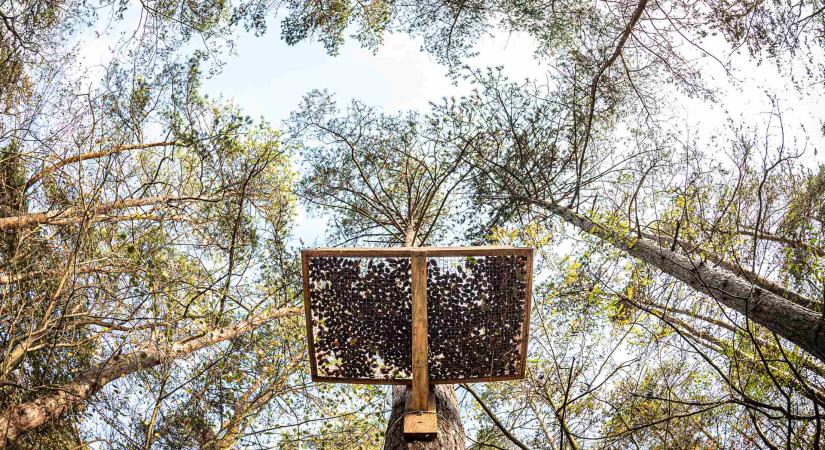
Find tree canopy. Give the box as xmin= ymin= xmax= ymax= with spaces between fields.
xmin=1 ymin=0 xmax=824 ymax=448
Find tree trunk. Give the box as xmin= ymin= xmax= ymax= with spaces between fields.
xmin=383 ymin=385 xmax=465 ymax=450
xmin=640 ymin=229 xmax=815 ymax=309
xmin=0 ymin=307 xmax=301 ymax=447
xmin=534 ymin=197 xmax=825 ymax=363
xmin=383 ymin=228 xmax=466 ymax=449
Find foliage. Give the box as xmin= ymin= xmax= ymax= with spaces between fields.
xmin=1 ymin=0 xmax=824 ymax=447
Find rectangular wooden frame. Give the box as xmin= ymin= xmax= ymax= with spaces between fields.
xmin=301 ymin=245 xmax=534 ymax=385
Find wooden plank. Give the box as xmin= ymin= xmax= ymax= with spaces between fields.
xmin=426 ymin=247 xmax=532 ymax=257
xmin=311 ymin=376 xmax=412 ymax=385
xmin=520 ymin=248 xmax=534 ymax=378
xmin=302 ymin=248 xmax=415 ymax=257
xmin=301 ymin=253 xmax=319 ymax=380
xmin=403 ymin=388 xmax=437 ymax=438
xmin=410 ymin=253 xmax=429 ymax=411
xmin=311 ymin=373 xmax=528 ymax=385
xmin=301 ymin=246 xmax=533 ymax=258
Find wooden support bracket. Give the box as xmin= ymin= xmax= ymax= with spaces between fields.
xmin=403 ymin=388 xmax=437 ymax=439
xmin=404 ymin=253 xmax=438 ymax=439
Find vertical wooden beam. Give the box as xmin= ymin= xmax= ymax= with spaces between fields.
xmin=410 ymin=253 xmax=429 ymax=411
xmin=301 ymin=252 xmax=319 ymax=380
xmin=404 ymin=252 xmax=437 ymax=438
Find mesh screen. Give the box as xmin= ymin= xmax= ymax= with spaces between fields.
xmin=304 ymin=251 xmax=530 ymax=383
xmin=427 ymin=255 xmax=528 ymax=380
xmin=307 ymin=257 xmax=412 ymax=380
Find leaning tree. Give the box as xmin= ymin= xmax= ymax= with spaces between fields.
xmin=0 ymin=55 xmax=301 ymax=445
xmin=429 ymin=63 xmax=825 ymax=447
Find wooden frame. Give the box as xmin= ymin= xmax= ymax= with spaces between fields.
xmin=302 ymin=246 xmax=533 ymax=258
xmin=301 ymin=245 xmax=534 ymax=385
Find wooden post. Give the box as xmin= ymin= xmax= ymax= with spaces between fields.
xmin=411 ymin=253 xmax=428 ymax=411
xmin=404 ymin=252 xmax=437 ymax=439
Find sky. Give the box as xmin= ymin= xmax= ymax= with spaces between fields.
xmin=202 ymin=28 xmax=548 ymax=121
xmin=198 ymin=25 xmax=552 ymax=247
xmin=74 ymin=11 xmax=824 ymax=249
xmin=192 ymin=19 xmax=823 ymax=248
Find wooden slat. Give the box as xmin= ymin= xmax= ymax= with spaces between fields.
xmin=302 ymin=248 xmax=413 ymax=257
xmin=301 ymin=246 xmax=532 ymax=258
xmin=301 ymin=253 xmax=319 ymax=379
xmin=410 ymin=253 xmax=429 ymax=411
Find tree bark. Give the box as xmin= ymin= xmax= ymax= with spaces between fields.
xmin=532 ymin=197 xmax=825 ymax=363
xmin=0 ymin=307 xmax=301 ymax=447
xmin=24 ymin=141 xmax=178 ymax=190
xmin=641 ymin=230 xmax=816 ymax=310
xmin=383 ymin=385 xmax=465 ymax=450
xmin=0 ymin=195 xmax=219 ymax=231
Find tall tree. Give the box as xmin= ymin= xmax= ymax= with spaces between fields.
xmin=425 ymin=67 xmax=825 ymax=447
xmin=0 ymin=55 xmax=302 ymax=444
xmin=292 ymin=90 xmax=480 ymax=449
